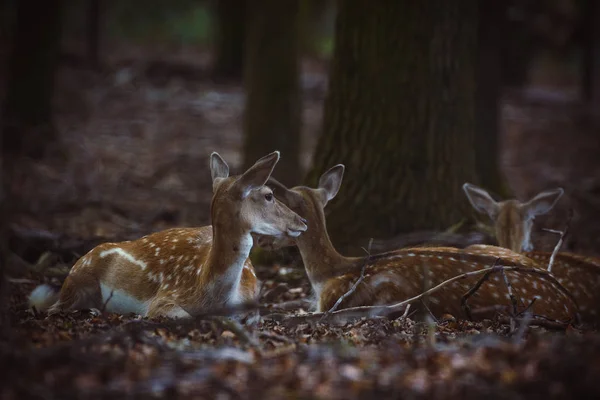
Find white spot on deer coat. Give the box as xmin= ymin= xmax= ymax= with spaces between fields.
xmin=100 ymin=248 xmax=148 ymax=270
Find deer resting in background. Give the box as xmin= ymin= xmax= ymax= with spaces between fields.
xmin=29 ymin=151 xmax=307 ymax=318
xmin=256 ymin=166 xmax=578 ymax=324
xmin=463 ymin=182 xmax=600 ymax=325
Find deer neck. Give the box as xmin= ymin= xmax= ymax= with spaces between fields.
xmin=295 ymin=203 xmax=360 ymax=287
xmin=199 ymin=221 xmax=252 ymax=308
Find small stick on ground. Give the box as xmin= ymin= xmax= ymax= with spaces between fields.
xmin=518 ymin=297 xmax=537 ymax=317
xmin=461 ymin=258 xmax=501 ymax=320
xmin=501 ymin=268 xmax=518 ymax=332
xmin=542 ymin=208 xmax=573 ymax=273
xmin=100 ymin=290 xmax=114 ymax=313
xmin=320 ymin=238 xmax=373 ymax=319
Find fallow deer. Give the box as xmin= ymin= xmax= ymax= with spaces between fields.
xmin=463 ymin=183 xmax=600 ymax=325
xmin=256 ymin=166 xmax=578 ymax=323
xmin=29 ymin=151 xmax=308 ymax=318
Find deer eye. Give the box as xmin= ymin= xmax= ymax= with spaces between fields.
xmin=265 ymin=193 xmax=273 ymax=202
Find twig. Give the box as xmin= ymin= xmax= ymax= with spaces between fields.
xmin=518 ymin=297 xmax=537 ymax=317
xmin=461 ymin=258 xmax=501 ymax=320
xmin=420 ymin=299 xmax=438 ymax=324
xmin=320 ymin=238 xmax=373 ymax=319
xmin=401 ymin=303 xmax=412 ymax=319
xmin=501 ymin=268 xmax=518 ymax=315
xmin=501 ymin=268 xmax=518 ymax=333
xmin=513 ymin=310 xmax=534 ymax=344
xmin=209 ymin=316 xmax=259 ymax=348
xmin=267 ymin=265 xmax=521 ymax=326
xmin=260 ymin=298 xmax=313 ymax=313
xmin=258 ymin=330 xmax=295 ymax=344
xmin=542 ymin=208 xmax=573 ymax=272
xmin=100 ymin=290 xmax=114 ymax=313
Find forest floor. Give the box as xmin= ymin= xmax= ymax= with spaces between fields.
xmin=2 ymin=48 xmax=600 ymax=399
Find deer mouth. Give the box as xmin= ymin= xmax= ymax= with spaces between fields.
xmin=286 ymin=228 xmax=304 ymax=238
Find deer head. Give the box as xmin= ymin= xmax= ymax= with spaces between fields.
xmin=210 ymin=151 xmax=308 ymax=239
xmin=462 ymin=183 xmax=564 ymax=252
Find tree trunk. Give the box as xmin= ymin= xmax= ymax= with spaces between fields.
xmin=582 ymin=0 xmax=600 ymax=106
xmin=2 ymin=0 xmax=63 ymax=159
xmin=500 ymin=2 xmax=534 ymax=88
xmin=306 ymin=0 xmax=478 ymax=254
xmin=212 ymin=0 xmax=246 ymax=81
xmin=87 ymin=0 xmax=102 ymax=68
xmin=243 ymin=0 xmax=301 ymax=186
xmin=476 ymin=0 xmax=510 ymax=197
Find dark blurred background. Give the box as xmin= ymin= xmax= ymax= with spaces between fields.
xmin=0 ymin=0 xmax=599 ymax=288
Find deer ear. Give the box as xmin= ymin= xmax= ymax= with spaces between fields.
xmin=210 ymin=152 xmax=229 ymax=192
xmin=522 ymin=188 xmax=564 ymax=220
xmin=316 ymin=164 xmax=345 ymax=205
xmin=462 ymin=183 xmax=500 ymax=219
xmin=234 ymin=151 xmax=280 ymax=198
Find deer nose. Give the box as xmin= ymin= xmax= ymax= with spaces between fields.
xmin=300 ymin=217 xmax=307 ymax=224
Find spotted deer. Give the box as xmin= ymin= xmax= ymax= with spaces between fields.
xmin=29 ymin=151 xmax=308 ymax=318
xmin=463 ymin=183 xmax=600 ymax=325
xmin=256 ymin=166 xmax=578 ymax=323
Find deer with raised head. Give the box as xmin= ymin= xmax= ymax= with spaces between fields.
xmin=463 ymin=183 xmax=600 ymax=325
xmin=256 ymin=166 xmax=578 ymax=323
xmin=29 ymin=151 xmax=308 ymax=318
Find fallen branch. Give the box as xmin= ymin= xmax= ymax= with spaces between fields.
xmin=542 ymin=208 xmax=573 ymax=273
xmin=263 ymin=264 xmax=579 ymax=327
xmin=265 ymin=265 xmax=519 ymax=326
xmin=461 ymin=259 xmax=500 ymax=320
xmin=260 ymin=298 xmax=313 ymax=313
xmin=321 ymin=238 xmax=373 ymax=319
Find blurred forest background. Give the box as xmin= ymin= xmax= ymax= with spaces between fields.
xmin=2 ymin=0 xmax=600 ymax=396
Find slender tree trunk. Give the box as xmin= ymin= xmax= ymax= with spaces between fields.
xmin=212 ymin=0 xmax=246 ymax=81
xmin=582 ymin=0 xmax=600 ymax=106
xmin=2 ymin=0 xmax=63 ymax=159
xmin=87 ymin=0 xmax=102 ymax=68
xmin=243 ymin=0 xmax=301 ymax=186
xmin=307 ymin=0 xmax=478 ymax=254
xmin=476 ymin=0 xmax=510 ymax=197
xmin=501 ymin=2 xmax=534 ymax=88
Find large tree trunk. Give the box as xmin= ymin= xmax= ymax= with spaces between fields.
xmin=87 ymin=0 xmax=102 ymax=68
xmin=476 ymin=0 xmax=510 ymax=197
xmin=582 ymin=0 xmax=600 ymax=107
xmin=243 ymin=0 xmax=301 ymax=186
xmin=212 ymin=0 xmax=246 ymax=81
xmin=307 ymin=0 xmax=478 ymax=254
xmin=1 ymin=0 xmax=63 ymax=159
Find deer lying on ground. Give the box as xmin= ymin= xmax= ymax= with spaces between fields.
xmin=463 ymin=183 xmax=600 ymax=325
xmin=29 ymin=151 xmax=307 ymax=318
xmin=256 ymin=165 xmax=578 ymax=324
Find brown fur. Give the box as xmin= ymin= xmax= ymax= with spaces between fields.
xmin=463 ymin=183 xmax=600 ymax=326
xmin=260 ymin=175 xmax=578 ymax=323
xmin=45 ymin=151 xmax=306 ymax=318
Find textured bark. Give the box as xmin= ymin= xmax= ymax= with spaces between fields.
xmin=307 ymin=0 xmax=478 ymax=254
xmin=476 ymin=0 xmax=510 ymax=197
xmin=243 ymin=0 xmax=301 ymax=186
xmin=582 ymin=0 xmax=600 ymax=106
xmin=87 ymin=0 xmax=102 ymax=67
xmin=212 ymin=0 xmax=246 ymax=81
xmin=2 ymin=0 xmax=63 ymax=159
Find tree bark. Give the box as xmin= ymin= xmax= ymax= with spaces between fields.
xmin=307 ymin=0 xmax=478 ymax=254
xmin=243 ymin=0 xmax=301 ymax=186
xmin=476 ymin=0 xmax=510 ymax=197
xmin=87 ymin=0 xmax=102 ymax=68
xmin=212 ymin=0 xmax=246 ymax=81
xmin=1 ymin=0 xmax=63 ymax=159
xmin=582 ymin=0 xmax=600 ymax=106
